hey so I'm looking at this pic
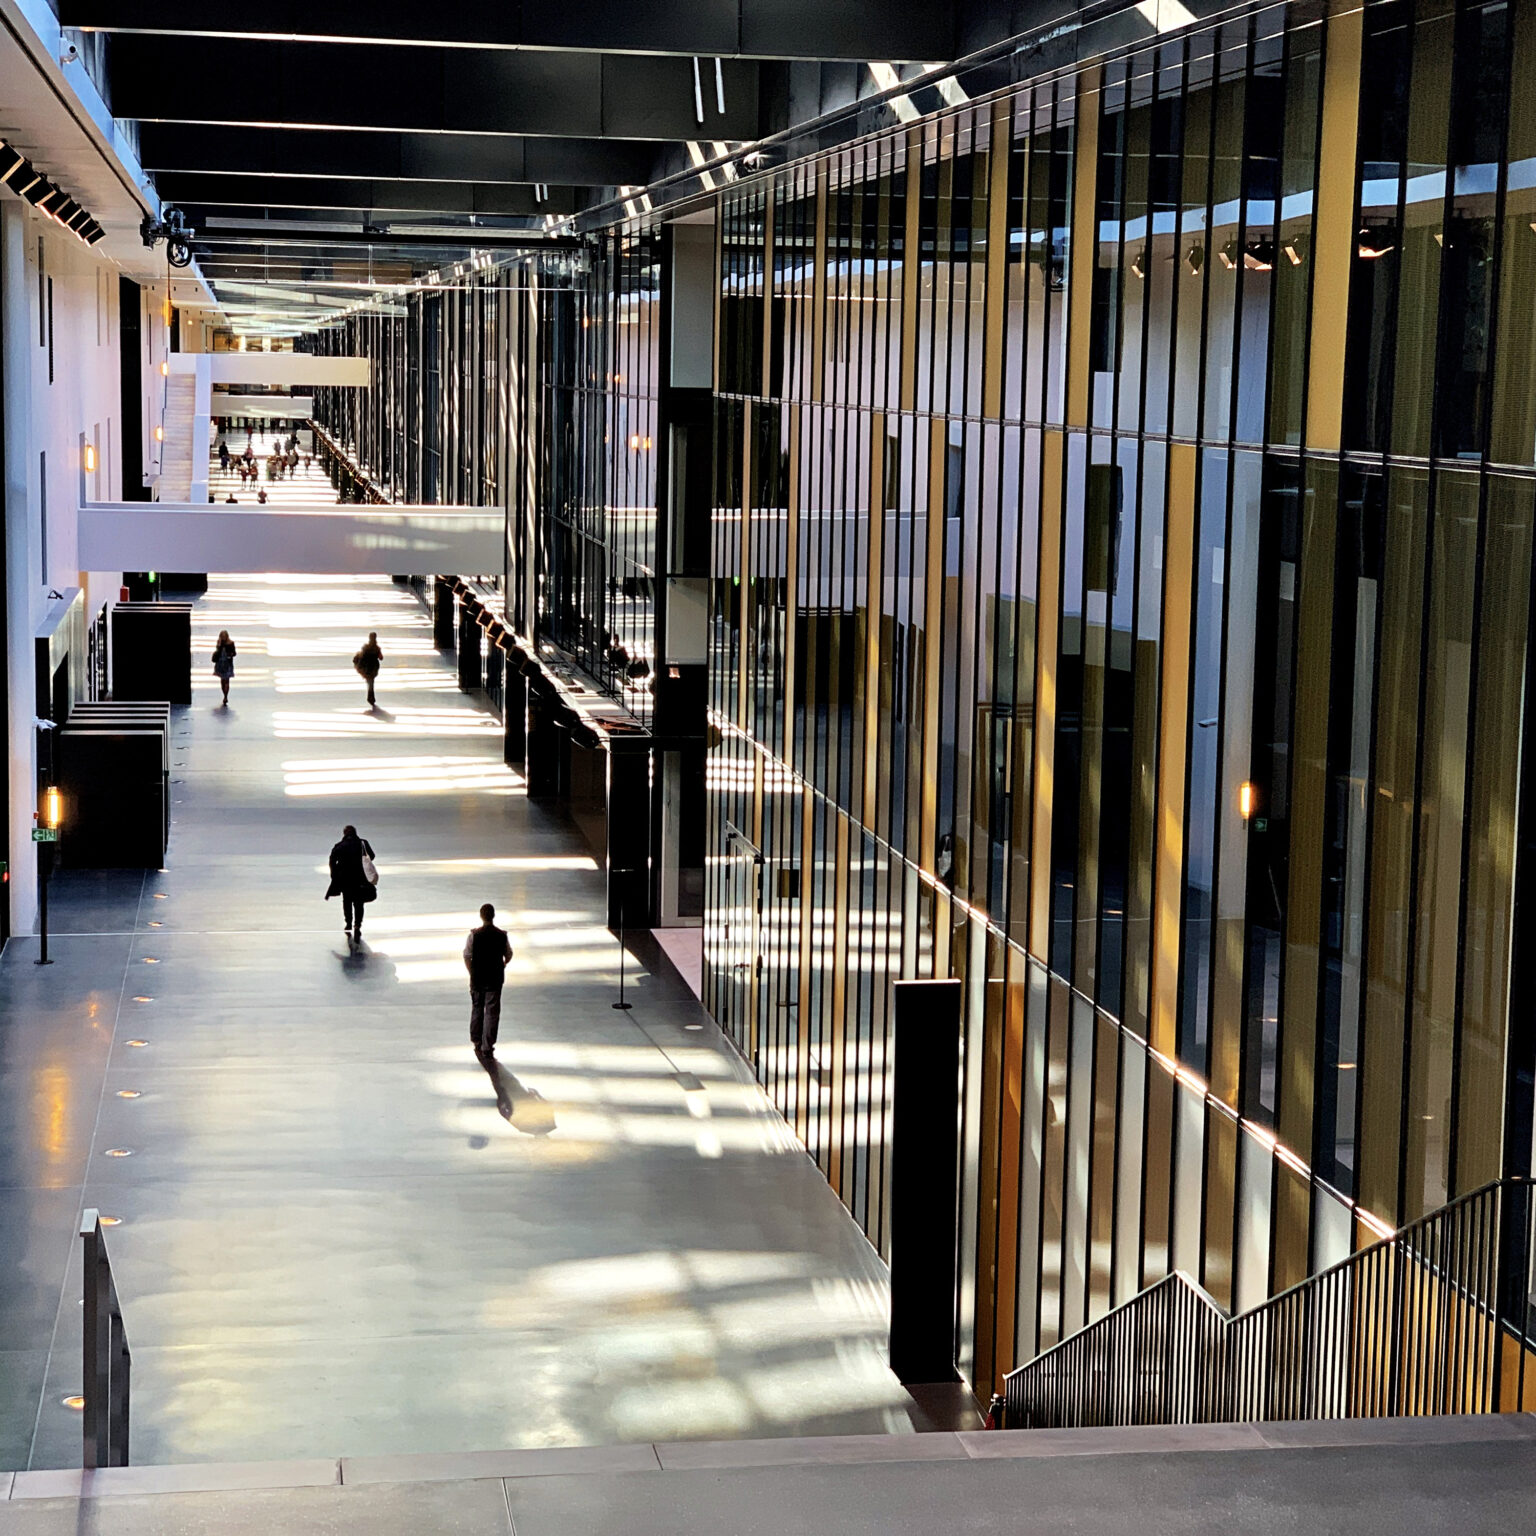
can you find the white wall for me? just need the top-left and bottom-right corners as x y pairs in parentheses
(2, 199), (161, 933)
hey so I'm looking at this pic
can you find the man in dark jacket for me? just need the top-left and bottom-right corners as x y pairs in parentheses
(326, 824), (377, 939)
(355, 632), (383, 706)
(463, 903), (513, 1055)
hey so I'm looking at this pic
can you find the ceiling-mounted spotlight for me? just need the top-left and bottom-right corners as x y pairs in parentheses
(1218, 240), (1238, 271)
(0, 143), (26, 184)
(1185, 243), (1204, 274)
(1129, 249), (1146, 280)
(84, 225), (106, 246)
(55, 198), (81, 227)
(22, 177), (54, 207)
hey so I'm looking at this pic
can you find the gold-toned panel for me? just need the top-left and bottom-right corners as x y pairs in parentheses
(796, 780), (815, 1141)
(982, 97), (1013, 420)
(1272, 1159), (1311, 1294)
(761, 183), (776, 401)
(1279, 463), (1338, 1156)
(994, 946), (1028, 1379)
(900, 129), (922, 414)
(1029, 430), (1065, 959)
(1151, 443), (1196, 1058)
(1304, 6), (1362, 451)
(812, 163), (829, 405)
(863, 415), (887, 827)
(782, 407), (802, 762)
(920, 416), (948, 876)
(1066, 67), (1102, 428)
(737, 398), (754, 730)
(829, 811), (851, 1190)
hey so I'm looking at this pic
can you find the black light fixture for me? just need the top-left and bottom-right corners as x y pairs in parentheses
(21, 175), (53, 206)
(0, 142), (26, 184)
(67, 208), (92, 234)
(54, 198), (81, 227)
(36, 185), (65, 216)
(1129, 249), (1146, 280)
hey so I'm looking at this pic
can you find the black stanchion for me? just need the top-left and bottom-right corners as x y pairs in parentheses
(612, 867), (634, 1011)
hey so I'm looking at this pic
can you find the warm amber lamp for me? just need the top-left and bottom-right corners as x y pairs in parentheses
(1238, 781), (1257, 821)
(154, 425), (164, 442)
(160, 360), (169, 376)
(83, 443), (96, 472)
(43, 785), (63, 830)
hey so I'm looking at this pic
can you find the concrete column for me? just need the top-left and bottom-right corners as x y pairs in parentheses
(3, 203), (38, 932)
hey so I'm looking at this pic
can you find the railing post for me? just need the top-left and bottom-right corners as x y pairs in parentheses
(80, 1210), (108, 1470)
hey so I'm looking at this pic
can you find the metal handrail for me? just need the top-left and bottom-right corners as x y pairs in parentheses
(80, 1209), (131, 1467)
(1002, 1177), (1535, 1430)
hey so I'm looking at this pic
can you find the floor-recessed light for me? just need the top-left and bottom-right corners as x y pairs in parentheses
(104, 1148), (132, 1158)
(62, 1395), (85, 1411)
(149, 921), (163, 928)
(126, 1039), (147, 1048)
(98, 1216), (122, 1227)
(116, 1090), (142, 1099)
(153, 893), (167, 900)
(142, 957), (159, 964)
(133, 996), (152, 1003)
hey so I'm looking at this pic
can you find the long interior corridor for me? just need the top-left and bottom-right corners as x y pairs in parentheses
(0, 575), (907, 1472)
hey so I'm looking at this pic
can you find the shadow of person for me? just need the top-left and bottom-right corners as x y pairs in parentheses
(368, 705), (396, 723)
(333, 935), (376, 978)
(478, 1054), (557, 1137)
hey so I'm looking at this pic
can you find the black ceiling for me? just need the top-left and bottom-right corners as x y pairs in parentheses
(60, 1), (1049, 328)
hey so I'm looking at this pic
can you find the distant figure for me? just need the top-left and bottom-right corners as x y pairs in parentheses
(211, 629), (237, 705)
(256, 488), (268, 504)
(225, 494), (238, 504)
(326, 824), (377, 939)
(464, 903), (513, 1056)
(218, 439), (230, 471)
(354, 631), (382, 706)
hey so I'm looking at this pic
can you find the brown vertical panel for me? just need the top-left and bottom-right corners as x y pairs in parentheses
(994, 943), (1028, 1377)
(761, 182), (776, 401)
(811, 163), (830, 404)
(1279, 462), (1339, 1157)
(863, 414), (887, 827)
(1088, 1012), (1118, 1321)
(920, 416), (947, 876)
(973, 931), (1008, 1387)
(1029, 429), (1065, 959)
(736, 398), (754, 730)
(1456, 478), (1534, 1192)
(1358, 467), (1429, 1224)
(713, 205), (724, 395)
(1152, 443), (1196, 1058)
(1142, 1052), (1175, 1285)
(982, 97), (1013, 420)
(1203, 1109), (1237, 1311)
(1038, 976), (1071, 1350)
(829, 810), (851, 1192)
(796, 780), (815, 1141)
(1066, 66), (1102, 428)
(1303, 4), (1362, 453)
(1272, 1158), (1312, 1294)
(900, 129), (923, 414)
(782, 406), (802, 763)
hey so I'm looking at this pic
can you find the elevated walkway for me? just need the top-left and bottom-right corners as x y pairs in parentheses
(3, 1415), (1533, 1534)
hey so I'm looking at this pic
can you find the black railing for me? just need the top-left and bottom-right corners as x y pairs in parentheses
(1003, 1178), (1535, 1430)
(80, 1209), (131, 1467)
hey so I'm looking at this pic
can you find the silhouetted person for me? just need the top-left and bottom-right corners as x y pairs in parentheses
(464, 903), (513, 1056)
(211, 629), (236, 705)
(326, 824), (377, 940)
(354, 631), (382, 706)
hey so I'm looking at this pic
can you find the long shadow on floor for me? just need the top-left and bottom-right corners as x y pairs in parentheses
(477, 1053), (557, 1137)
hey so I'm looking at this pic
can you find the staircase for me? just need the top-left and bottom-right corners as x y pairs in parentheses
(154, 374), (197, 501)
(1001, 1177), (1536, 1430)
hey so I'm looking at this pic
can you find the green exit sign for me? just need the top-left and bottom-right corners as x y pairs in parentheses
(31, 828), (58, 843)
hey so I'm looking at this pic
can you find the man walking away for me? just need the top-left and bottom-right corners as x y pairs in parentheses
(464, 903), (513, 1056)
(355, 631), (383, 707)
(326, 824), (378, 940)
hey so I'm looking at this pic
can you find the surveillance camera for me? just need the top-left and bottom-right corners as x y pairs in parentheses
(33, 717), (57, 731)
(60, 44), (78, 65)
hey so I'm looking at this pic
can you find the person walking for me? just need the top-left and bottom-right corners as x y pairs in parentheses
(354, 631), (383, 706)
(326, 824), (377, 939)
(464, 903), (513, 1055)
(211, 629), (237, 705)
(218, 438), (230, 472)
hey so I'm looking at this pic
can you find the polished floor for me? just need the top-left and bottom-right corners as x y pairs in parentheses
(1, 1415), (1533, 1533)
(0, 574), (908, 1470)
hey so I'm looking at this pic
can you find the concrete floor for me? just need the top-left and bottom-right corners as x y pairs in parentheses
(0, 1414), (1533, 1533)
(0, 573), (908, 1471)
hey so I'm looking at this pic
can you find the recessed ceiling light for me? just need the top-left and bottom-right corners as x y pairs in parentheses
(104, 1148), (133, 1158)
(116, 1090), (142, 1099)
(126, 1039), (148, 1048)
(133, 996), (152, 1003)
(142, 957), (159, 964)
(98, 1216), (122, 1227)
(62, 1395), (85, 1411)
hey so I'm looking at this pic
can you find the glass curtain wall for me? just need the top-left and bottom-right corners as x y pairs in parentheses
(306, 242), (663, 717)
(703, 0), (1536, 1392)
